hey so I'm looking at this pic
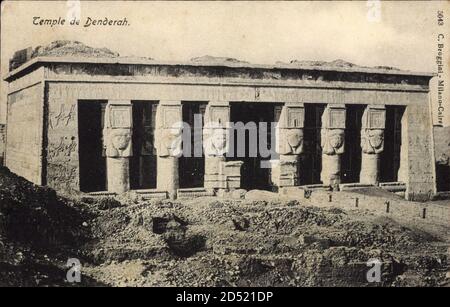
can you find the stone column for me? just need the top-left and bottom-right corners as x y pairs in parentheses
(103, 100), (133, 194)
(360, 105), (385, 185)
(320, 104), (346, 187)
(203, 102), (230, 190)
(155, 101), (183, 199)
(273, 103), (305, 188)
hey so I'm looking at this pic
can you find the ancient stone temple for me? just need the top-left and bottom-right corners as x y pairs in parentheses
(3, 42), (437, 200)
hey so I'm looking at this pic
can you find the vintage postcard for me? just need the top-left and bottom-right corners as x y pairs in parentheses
(0, 0), (449, 292)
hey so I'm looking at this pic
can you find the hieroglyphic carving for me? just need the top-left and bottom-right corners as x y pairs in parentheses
(49, 104), (76, 129)
(328, 109), (346, 129)
(48, 136), (77, 159)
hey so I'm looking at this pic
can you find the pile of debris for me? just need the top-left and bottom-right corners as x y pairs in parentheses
(81, 195), (449, 287)
(9, 40), (120, 71)
(0, 166), (448, 287)
(0, 167), (95, 286)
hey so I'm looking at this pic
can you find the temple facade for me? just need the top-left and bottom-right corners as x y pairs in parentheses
(3, 51), (437, 201)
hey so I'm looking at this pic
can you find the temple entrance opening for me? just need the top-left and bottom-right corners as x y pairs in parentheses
(78, 100), (108, 192)
(179, 102), (207, 189)
(130, 101), (157, 190)
(341, 104), (365, 183)
(301, 104), (325, 185)
(380, 105), (404, 182)
(229, 102), (278, 191)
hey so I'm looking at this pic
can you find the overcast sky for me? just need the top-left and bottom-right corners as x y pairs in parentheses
(1, 0), (449, 124)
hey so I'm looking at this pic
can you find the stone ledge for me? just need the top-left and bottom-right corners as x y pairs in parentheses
(435, 191), (450, 199)
(135, 189), (168, 200)
(299, 184), (332, 191)
(177, 187), (215, 199)
(339, 183), (375, 191)
(88, 191), (117, 197)
(379, 182), (407, 192)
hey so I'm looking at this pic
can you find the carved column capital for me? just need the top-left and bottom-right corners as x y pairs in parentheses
(203, 103), (230, 157)
(276, 103), (305, 155)
(361, 128), (384, 154)
(155, 102), (183, 158)
(360, 105), (386, 155)
(320, 104), (346, 156)
(103, 101), (133, 158)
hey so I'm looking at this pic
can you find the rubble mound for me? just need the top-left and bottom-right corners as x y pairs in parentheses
(0, 167), (97, 286)
(10, 40), (403, 73)
(32, 40), (120, 58)
(0, 167), (89, 248)
(190, 55), (249, 65)
(277, 59), (400, 71)
(0, 167), (448, 287)
(81, 197), (449, 286)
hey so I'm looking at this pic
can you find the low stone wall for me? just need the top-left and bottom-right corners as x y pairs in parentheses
(280, 187), (450, 228)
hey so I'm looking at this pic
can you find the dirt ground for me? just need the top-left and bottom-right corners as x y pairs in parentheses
(0, 167), (449, 287)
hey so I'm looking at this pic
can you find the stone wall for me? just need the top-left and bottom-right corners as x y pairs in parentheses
(45, 83), (80, 191)
(280, 188), (450, 227)
(402, 101), (437, 201)
(5, 83), (44, 184)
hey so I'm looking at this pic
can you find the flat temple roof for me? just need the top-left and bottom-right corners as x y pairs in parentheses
(4, 55), (435, 82)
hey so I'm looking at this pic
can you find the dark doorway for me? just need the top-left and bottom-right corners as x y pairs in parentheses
(229, 102), (276, 191)
(341, 105), (365, 183)
(130, 101), (157, 190)
(436, 164), (450, 191)
(78, 100), (107, 192)
(380, 106), (404, 182)
(179, 102), (207, 188)
(301, 104), (325, 185)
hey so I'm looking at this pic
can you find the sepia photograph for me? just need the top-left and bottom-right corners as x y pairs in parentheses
(0, 0), (449, 293)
